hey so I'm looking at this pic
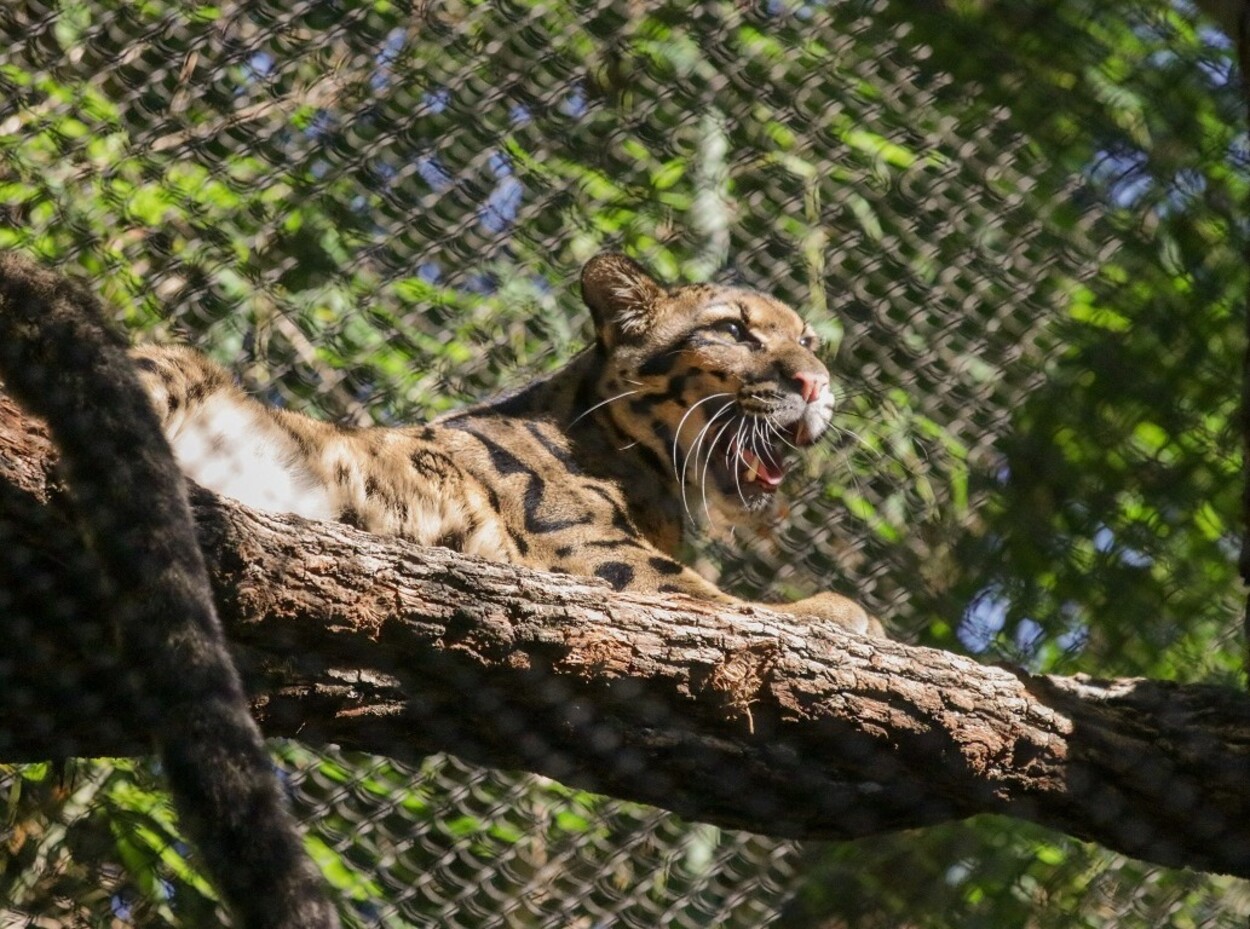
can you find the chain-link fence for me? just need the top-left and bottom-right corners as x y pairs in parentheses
(1, 0), (1248, 926)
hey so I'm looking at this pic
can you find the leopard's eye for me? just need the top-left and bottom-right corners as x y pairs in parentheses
(712, 319), (747, 341)
(799, 334), (817, 350)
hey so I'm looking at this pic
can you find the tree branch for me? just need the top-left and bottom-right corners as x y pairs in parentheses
(1, 393), (1248, 877)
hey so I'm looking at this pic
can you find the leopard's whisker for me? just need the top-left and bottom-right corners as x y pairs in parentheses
(569, 388), (642, 428)
(700, 416), (737, 524)
(670, 392), (733, 487)
(732, 417), (749, 507)
(681, 402), (733, 522)
(680, 414), (714, 520)
(750, 417), (775, 470)
(823, 421), (881, 459)
(768, 419), (798, 453)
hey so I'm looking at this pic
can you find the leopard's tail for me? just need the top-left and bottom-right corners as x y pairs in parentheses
(0, 253), (338, 929)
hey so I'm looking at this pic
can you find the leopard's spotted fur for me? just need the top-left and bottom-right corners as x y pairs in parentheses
(135, 254), (879, 635)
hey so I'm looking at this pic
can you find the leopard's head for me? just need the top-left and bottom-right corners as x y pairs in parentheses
(581, 252), (835, 518)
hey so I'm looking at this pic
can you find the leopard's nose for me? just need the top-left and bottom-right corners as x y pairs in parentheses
(792, 370), (829, 404)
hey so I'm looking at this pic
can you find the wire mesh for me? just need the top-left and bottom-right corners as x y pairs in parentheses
(1, 0), (1248, 926)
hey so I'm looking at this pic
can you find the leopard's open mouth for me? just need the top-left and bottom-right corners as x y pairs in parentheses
(712, 418), (813, 498)
(741, 447), (784, 490)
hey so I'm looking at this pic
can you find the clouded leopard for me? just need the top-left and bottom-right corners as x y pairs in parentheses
(135, 253), (880, 636)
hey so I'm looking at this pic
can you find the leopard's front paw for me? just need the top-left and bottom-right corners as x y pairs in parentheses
(781, 592), (886, 637)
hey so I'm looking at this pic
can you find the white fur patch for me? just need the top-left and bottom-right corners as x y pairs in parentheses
(166, 394), (337, 521)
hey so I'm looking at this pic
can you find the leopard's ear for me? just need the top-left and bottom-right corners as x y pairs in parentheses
(580, 252), (665, 348)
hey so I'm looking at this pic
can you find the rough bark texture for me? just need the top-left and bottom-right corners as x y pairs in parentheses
(1, 393), (1249, 877)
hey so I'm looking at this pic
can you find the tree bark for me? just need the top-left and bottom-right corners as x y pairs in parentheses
(1, 393), (1249, 877)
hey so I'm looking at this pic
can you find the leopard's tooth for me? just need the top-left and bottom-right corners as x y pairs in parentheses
(743, 449), (760, 483)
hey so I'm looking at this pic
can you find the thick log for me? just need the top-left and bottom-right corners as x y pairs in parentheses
(1, 393), (1248, 876)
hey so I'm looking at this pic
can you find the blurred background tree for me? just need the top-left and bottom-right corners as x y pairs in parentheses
(1, 0), (1247, 926)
